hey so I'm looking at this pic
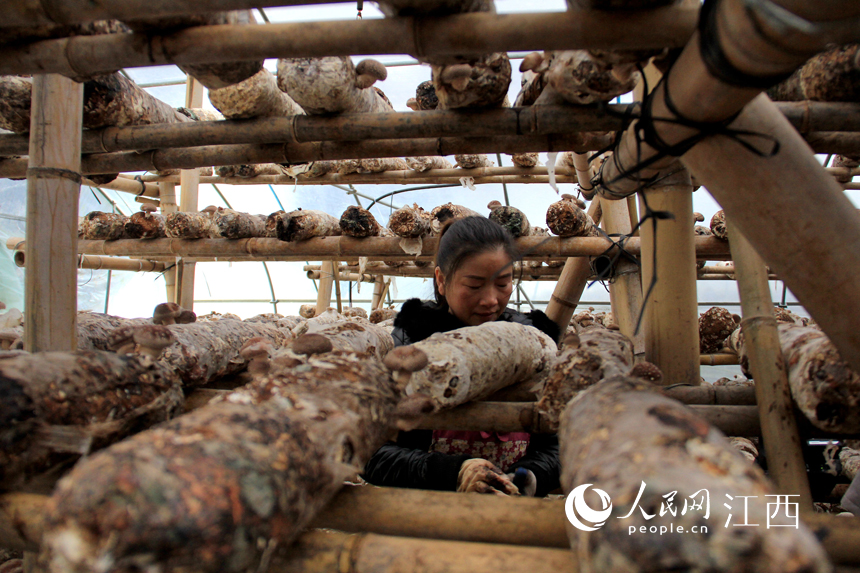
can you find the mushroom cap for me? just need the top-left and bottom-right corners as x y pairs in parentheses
(0, 301), (6, 310)
(406, 97), (420, 111)
(107, 325), (138, 352)
(292, 333), (333, 356)
(519, 52), (544, 73)
(693, 212), (705, 223)
(176, 310), (197, 324)
(133, 325), (176, 351)
(383, 346), (429, 373)
(240, 336), (273, 360)
(140, 203), (157, 213)
(629, 361), (663, 384)
(153, 302), (182, 325)
(561, 193), (575, 201)
(356, 59), (388, 81)
(562, 333), (580, 349)
(0, 328), (20, 345)
(487, 200), (502, 210)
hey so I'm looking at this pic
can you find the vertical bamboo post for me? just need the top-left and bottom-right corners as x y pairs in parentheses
(316, 261), (335, 314)
(371, 275), (385, 310)
(600, 198), (644, 355)
(176, 78), (204, 310)
(638, 169), (700, 385)
(159, 182), (178, 303)
(727, 221), (812, 510)
(24, 74), (83, 352)
(544, 200), (602, 335)
(332, 260), (343, 313)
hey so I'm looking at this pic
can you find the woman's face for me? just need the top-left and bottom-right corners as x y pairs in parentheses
(436, 248), (514, 326)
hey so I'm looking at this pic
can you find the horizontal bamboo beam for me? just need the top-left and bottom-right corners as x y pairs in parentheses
(13, 250), (167, 273)
(700, 353), (740, 365)
(0, 133), (613, 178)
(0, 8), (699, 77)
(1, 102), (856, 159)
(0, 0), (333, 28)
(5, 486), (860, 565)
(6, 235), (732, 261)
(82, 176), (159, 197)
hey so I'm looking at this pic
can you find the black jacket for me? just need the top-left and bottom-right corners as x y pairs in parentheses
(362, 298), (561, 496)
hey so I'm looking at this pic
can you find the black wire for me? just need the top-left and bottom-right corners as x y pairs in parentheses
(366, 184), (461, 209)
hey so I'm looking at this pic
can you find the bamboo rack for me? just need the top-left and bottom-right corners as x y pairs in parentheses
(0, 9), (700, 77)
(13, 251), (167, 273)
(1, 102), (856, 159)
(4, 235), (734, 261)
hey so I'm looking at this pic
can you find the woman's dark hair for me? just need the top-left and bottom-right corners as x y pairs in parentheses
(433, 216), (518, 306)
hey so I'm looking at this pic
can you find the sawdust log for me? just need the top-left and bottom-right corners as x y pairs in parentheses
(277, 210), (341, 242)
(0, 350), (183, 490)
(776, 324), (860, 433)
(297, 320), (394, 360)
(515, 68), (549, 107)
(488, 204), (531, 237)
(75, 313), (151, 351)
(0, 77), (33, 134)
(406, 156), (452, 172)
(430, 203), (482, 232)
(699, 306), (738, 354)
(546, 194), (597, 237)
(143, 320), (291, 387)
(277, 57), (391, 115)
(164, 211), (213, 239)
(209, 68), (303, 119)
(560, 376), (830, 572)
(400, 322), (556, 411)
(370, 308), (398, 324)
(299, 305), (317, 319)
(177, 107), (224, 122)
(216, 163), (285, 178)
(358, 157), (410, 173)
(841, 448), (860, 481)
(212, 209), (265, 239)
(432, 53), (512, 110)
(510, 152), (539, 168)
(455, 154), (493, 169)
(710, 209), (728, 240)
(799, 44), (860, 103)
(304, 160), (344, 178)
(536, 326), (634, 428)
(41, 346), (403, 573)
(79, 212), (128, 241)
(340, 307), (368, 319)
(124, 209), (166, 239)
(291, 309), (343, 338)
(767, 68), (805, 102)
(388, 204), (432, 238)
(340, 206), (382, 238)
(125, 10), (262, 90)
(540, 50), (640, 105)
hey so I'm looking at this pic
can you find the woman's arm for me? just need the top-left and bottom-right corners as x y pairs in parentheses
(507, 434), (561, 497)
(362, 430), (471, 491)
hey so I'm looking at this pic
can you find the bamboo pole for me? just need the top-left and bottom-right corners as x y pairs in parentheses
(316, 261), (336, 315)
(0, 132), (613, 179)
(146, 173), (577, 187)
(308, 270), (376, 284)
(13, 251), (167, 273)
(727, 220), (813, 510)
(0, 9), (700, 78)
(6, 235), (732, 261)
(24, 74), (83, 353)
(638, 169), (701, 385)
(332, 261), (343, 313)
(544, 200), (602, 333)
(370, 276), (386, 310)
(159, 182), (179, 303)
(176, 79), (203, 312)
(700, 353), (740, 365)
(4, 488), (859, 566)
(82, 175), (159, 197)
(600, 197), (644, 355)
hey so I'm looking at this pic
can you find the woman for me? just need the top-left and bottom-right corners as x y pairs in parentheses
(362, 216), (561, 496)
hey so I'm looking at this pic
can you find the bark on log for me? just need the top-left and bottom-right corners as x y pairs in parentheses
(127, 320), (292, 388)
(124, 10), (262, 90)
(699, 306), (738, 354)
(0, 77), (32, 134)
(0, 350), (183, 490)
(124, 209), (166, 239)
(340, 206), (382, 238)
(358, 157), (410, 173)
(76, 312), (151, 351)
(164, 211), (213, 239)
(277, 57), (391, 115)
(430, 203), (482, 232)
(455, 154), (493, 169)
(299, 304), (317, 319)
(277, 210), (342, 242)
(400, 322), (557, 411)
(388, 204), (433, 238)
(291, 308), (343, 337)
(212, 209), (265, 239)
(432, 53), (512, 110)
(406, 156), (452, 172)
(215, 163), (286, 178)
(510, 152), (539, 168)
(768, 68), (805, 102)
(800, 44), (860, 103)
(370, 308), (398, 324)
(41, 348), (401, 573)
(209, 68), (303, 119)
(488, 204), (531, 237)
(541, 50), (640, 105)
(546, 194), (597, 237)
(535, 326), (634, 428)
(559, 376), (830, 573)
(79, 212), (128, 241)
(515, 69), (549, 107)
(293, 320), (394, 360)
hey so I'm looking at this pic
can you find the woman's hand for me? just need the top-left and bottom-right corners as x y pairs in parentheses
(456, 459), (519, 495)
